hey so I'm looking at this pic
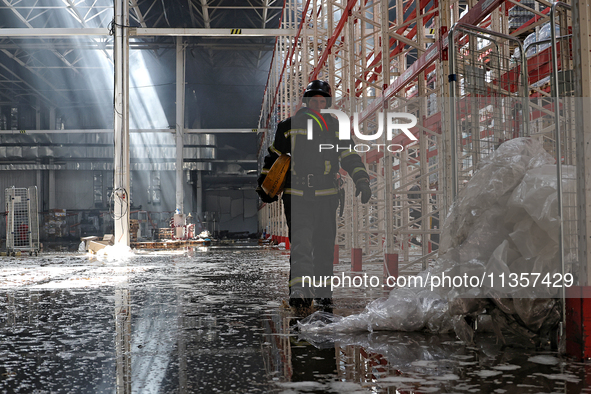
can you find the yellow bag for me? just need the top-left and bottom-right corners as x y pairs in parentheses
(261, 154), (291, 198)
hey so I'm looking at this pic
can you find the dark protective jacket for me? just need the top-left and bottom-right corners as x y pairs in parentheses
(258, 107), (369, 198)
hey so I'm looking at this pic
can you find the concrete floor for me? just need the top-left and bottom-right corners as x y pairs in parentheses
(0, 246), (589, 393)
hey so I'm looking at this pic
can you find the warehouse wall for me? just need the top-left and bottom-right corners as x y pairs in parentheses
(0, 169), (256, 239)
(205, 190), (258, 234)
(55, 171), (95, 210)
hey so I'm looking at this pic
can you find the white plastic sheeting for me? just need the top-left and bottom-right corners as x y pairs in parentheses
(299, 138), (568, 345)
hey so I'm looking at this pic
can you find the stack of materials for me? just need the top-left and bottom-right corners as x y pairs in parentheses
(130, 219), (139, 242)
(299, 138), (571, 346)
(43, 209), (67, 239)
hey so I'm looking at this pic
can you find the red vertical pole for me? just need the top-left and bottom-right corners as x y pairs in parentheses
(383, 253), (398, 289)
(351, 248), (362, 271)
(566, 286), (591, 359)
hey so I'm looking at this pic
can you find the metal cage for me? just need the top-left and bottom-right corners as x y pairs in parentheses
(448, 23), (530, 200)
(5, 186), (39, 256)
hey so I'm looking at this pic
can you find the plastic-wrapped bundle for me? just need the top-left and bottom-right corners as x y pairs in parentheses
(439, 138), (553, 255)
(509, 217), (553, 259)
(507, 164), (575, 243)
(524, 32), (538, 57)
(298, 288), (451, 334)
(514, 23), (561, 60)
(484, 240), (517, 295)
(513, 295), (560, 332)
(537, 23), (561, 53)
(421, 289), (454, 332)
(298, 138), (563, 345)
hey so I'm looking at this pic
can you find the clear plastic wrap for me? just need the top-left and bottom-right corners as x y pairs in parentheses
(509, 217), (553, 259)
(487, 290), (516, 315)
(298, 288), (452, 334)
(439, 138), (553, 255)
(485, 241), (517, 289)
(537, 23), (561, 53)
(508, 165), (560, 241)
(447, 289), (488, 315)
(512, 294), (559, 333)
(452, 315), (474, 345)
(524, 32), (537, 57)
(421, 290), (454, 333)
(489, 308), (538, 346)
(298, 139), (562, 345)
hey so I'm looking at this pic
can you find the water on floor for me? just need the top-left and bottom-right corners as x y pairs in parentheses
(0, 246), (590, 393)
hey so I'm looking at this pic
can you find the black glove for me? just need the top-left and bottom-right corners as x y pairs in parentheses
(355, 178), (372, 203)
(256, 186), (278, 203)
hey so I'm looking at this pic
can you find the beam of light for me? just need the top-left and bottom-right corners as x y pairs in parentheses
(129, 46), (169, 130)
(23, 5), (169, 133)
(21, 4), (173, 226)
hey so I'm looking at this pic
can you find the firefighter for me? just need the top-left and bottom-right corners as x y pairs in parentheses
(257, 80), (372, 308)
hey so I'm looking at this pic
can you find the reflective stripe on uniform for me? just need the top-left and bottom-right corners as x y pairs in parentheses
(284, 188), (336, 196)
(261, 168), (269, 174)
(289, 277), (304, 287)
(269, 144), (282, 155)
(284, 128), (307, 137)
(315, 188), (338, 196)
(352, 167), (366, 176)
(284, 188), (304, 196)
(340, 150), (355, 159)
(324, 160), (331, 175)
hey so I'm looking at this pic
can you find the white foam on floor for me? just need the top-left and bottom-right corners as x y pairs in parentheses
(493, 364), (521, 371)
(96, 243), (134, 261)
(276, 381), (324, 390)
(533, 373), (581, 383)
(527, 355), (560, 365)
(434, 373), (460, 380)
(379, 376), (424, 383)
(476, 370), (503, 378)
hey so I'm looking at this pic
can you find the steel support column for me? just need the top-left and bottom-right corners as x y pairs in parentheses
(196, 170), (203, 222)
(48, 107), (56, 210)
(573, 0), (591, 285)
(382, 0), (397, 274)
(176, 38), (186, 214)
(565, 0), (591, 360)
(113, 0), (130, 246)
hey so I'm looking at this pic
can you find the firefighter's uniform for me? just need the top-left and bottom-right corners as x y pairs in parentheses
(258, 106), (370, 300)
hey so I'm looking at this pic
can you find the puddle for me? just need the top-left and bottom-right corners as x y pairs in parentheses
(0, 247), (590, 393)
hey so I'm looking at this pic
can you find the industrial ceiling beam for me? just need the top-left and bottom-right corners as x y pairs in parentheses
(133, 27), (293, 36)
(0, 27), (295, 37)
(188, 0), (198, 26)
(62, 0), (88, 26)
(129, 0), (149, 28)
(0, 128), (266, 134)
(0, 49), (73, 104)
(1, 1), (83, 74)
(0, 58), (57, 106)
(200, 0), (212, 28)
(206, 5), (284, 9)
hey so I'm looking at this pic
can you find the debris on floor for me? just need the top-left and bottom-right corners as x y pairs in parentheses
(299, 138), (570, 347)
